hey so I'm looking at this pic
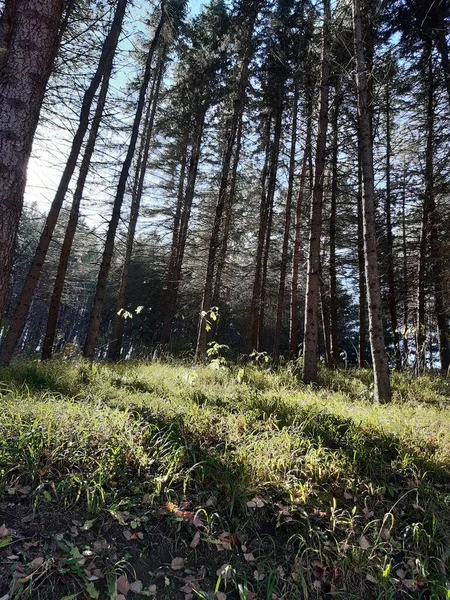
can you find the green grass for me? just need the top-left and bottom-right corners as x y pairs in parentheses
(0, 359), (450, 599)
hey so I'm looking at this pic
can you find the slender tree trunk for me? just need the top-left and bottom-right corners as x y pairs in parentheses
(212, 116), (244, 309)
(353, 0), (391, 402)
(42, 59), (116, 360)
(195, 1), (260, 360)
(83, 5), (165, 360)
(248, 120), (272, 351)
(302, 0), (331, 385)
(108, 50), (165, 361)
(401, 170), (408, 363)
(436, 30), (450, 110)
(319, 258), (332, 367)
(1, 0), (128, 365)
(0, 0), (64, 328)
(416, 48), (434, 374)
(329, 89), (340, 367)
(385, 83), (401, 369)
(257, 106), (283, 349)
(289, 106), (312, 356)
(357, 146), (366, 367)
(274, 80), (298, 359)
(160, 139), (188, 345)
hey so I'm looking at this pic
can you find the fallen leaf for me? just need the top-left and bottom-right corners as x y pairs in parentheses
(130, 580), (143, 593)
(246, 496), (265, 508)
(380, 528), (391, 541)
(116, 596), (126, 600)
(148, 584), (157, 594)
(217, 593), (227, 600)
(358, 535), (371, 550)
(366, 573), (377, 584)
(171, 556), (185, 571)
(244, 553), (256, 562)
(402, 579), (416, 590)
(30, 557), (44, 567)
(190, 531), (201, 548)
(344, 492), (353, 500)
(123, 529), (133, 541)
(117, 575), (130, 595)
(396, 568), (406, 580)
(0, 524), (9, 537)
(254, 570), (265, 581)
(216, 564), (232, 580)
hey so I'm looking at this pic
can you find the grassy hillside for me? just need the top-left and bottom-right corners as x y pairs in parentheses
(0, 360), (449, 599)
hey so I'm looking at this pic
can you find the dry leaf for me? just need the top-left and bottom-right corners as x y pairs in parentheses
(344, 492), (353, 500)
(0, 524), (9, 538)
(148, 584), (157, 594)
(123, 529), (133, 541)
(130, 580), (143, 593)
(217, 593), (227, 600)
(190, 531), (201, 548)
(216, 564), (232, 580)
(358, 535), (371, 550)
(247, 496), (265, 508)
(396, 568), (406, 580)
(244, 553), (256, 563)
(117, 575), (130, 595)
(247, 593), (256, 600)
(30, 557), (44, 568)
(116, 596), (126, 600)
(366, 573), (377, 584)
(254, 570), (265, 581)
(380, 528), (391, 541)
(402, 579), (416, 590)
(171, 557), (185, 571)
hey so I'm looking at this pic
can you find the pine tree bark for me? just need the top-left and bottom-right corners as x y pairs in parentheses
(196, 1), (260, 360)
(1, 0), (128, 365)
(289, 105), (312, 356)
(302, 0), (331, 384)
(83, 5), (165, 360)
(385, 83), (401, 369)
(108, 50), (165, 361)
(401, 169), (408, 362)
(0, 0), (64, 329)
(274, 80), (298, 359)
(353, 0), (391, 402)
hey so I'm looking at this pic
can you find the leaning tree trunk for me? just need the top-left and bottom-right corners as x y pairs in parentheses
(108, 49), (165, 361)
(289, 104), (312, 357)
(0, 0), (64, 329)
(83, 5), (165, 360)
(302, 0), (331, 385)
(42, 47), (117, 360)
(274, 80), (299, 360)
(1, 0), (128, 366)
(353, 0), (391, 402)
(385, 83), (401, 370)
(195, 0), (260, 361)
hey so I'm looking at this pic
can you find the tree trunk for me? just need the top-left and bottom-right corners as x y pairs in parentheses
(357, 147), (366, 367)
(196, 1), (260, 360)
(160, 138), (188, 346)
(42, 42), (118, 360)
(289, 105), (312, 357)
(108, 49), (165, 361)
(1, 0), (128, 365)
(353, 0), (391, 402)
(248, 120), (272, 352)
(83, 5), (165, 360)
(0, 0), (64, 328)
(302, 0), (331, 385)
(436, 30), (450, 110)
(401, 169), (408, 363)
(274, 80), (298, 359)
(385, 83), (401, 369)
(329, 88), (340, 367)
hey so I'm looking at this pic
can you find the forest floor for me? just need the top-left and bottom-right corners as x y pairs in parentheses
(0, 360), (449, 600)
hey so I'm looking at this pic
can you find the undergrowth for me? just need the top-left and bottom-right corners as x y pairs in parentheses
(0, 359), (449, 599)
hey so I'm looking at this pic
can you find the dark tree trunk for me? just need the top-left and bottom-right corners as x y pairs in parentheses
(329, 88), (340, 367)
(385, 83), (401, 369)
(42, 3), (127, 360)
(353, 0), (391, 402)
(289, 106), (312, 357)
(108, 49), (165, 361)
(357, 145), (366, 368)
(0, 0), (64, 329)
(401, 170), (408, 362)
(273, 80), (298, 359)
(83, 5), (165, 360)
(196, 4), (260, 360)
(302, 0), (331, 385)
(1, 0), (128, 365)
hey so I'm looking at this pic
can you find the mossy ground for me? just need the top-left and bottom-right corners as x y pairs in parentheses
(0, 360), (449, 599)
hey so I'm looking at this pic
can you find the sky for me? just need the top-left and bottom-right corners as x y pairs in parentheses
(24, 0), (207, 221)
